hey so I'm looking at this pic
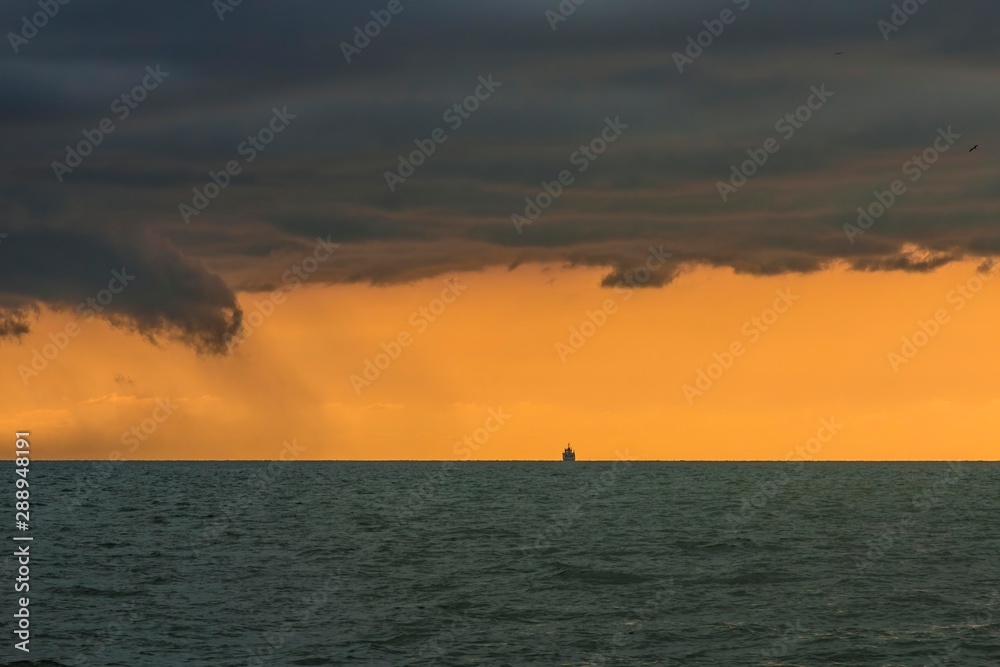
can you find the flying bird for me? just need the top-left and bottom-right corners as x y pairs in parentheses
(969, 145), (979, 152)
(834, 52), (845, 56)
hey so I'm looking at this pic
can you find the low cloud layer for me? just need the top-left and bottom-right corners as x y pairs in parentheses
(0, 229), (240, 352)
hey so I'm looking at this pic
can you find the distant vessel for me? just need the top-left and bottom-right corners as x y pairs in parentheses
(562, 444), (575, 462)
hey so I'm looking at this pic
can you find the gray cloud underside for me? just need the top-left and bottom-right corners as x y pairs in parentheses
(0, 229), (240, 353)
(1, 1), (998, 349)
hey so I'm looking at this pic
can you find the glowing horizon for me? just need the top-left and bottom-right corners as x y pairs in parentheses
(5, 261), (999, 461)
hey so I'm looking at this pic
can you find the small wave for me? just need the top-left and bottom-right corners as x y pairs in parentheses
(722, 571), (801, 585)
(553, 564), (653, 585)
(63, 584), (139, 598)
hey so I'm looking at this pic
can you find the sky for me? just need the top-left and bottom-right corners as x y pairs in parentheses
(1, 0), (998, 459)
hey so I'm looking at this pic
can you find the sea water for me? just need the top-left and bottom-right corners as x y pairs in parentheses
(11, 461), (1000, 665)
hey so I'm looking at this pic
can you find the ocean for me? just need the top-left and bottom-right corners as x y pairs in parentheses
(10, 461), (1000, 666)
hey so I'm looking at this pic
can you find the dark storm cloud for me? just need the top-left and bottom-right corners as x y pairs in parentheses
(0, 228), (241, 353)
(1, 0), (999, 350)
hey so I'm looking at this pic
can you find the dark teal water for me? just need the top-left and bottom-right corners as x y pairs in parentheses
(8, 462), (1000, 665)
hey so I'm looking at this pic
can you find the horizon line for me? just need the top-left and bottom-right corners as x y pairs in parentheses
(16, 459), (999, 463)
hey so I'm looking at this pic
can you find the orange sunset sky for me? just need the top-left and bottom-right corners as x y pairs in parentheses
(4, 261), (999, 460)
